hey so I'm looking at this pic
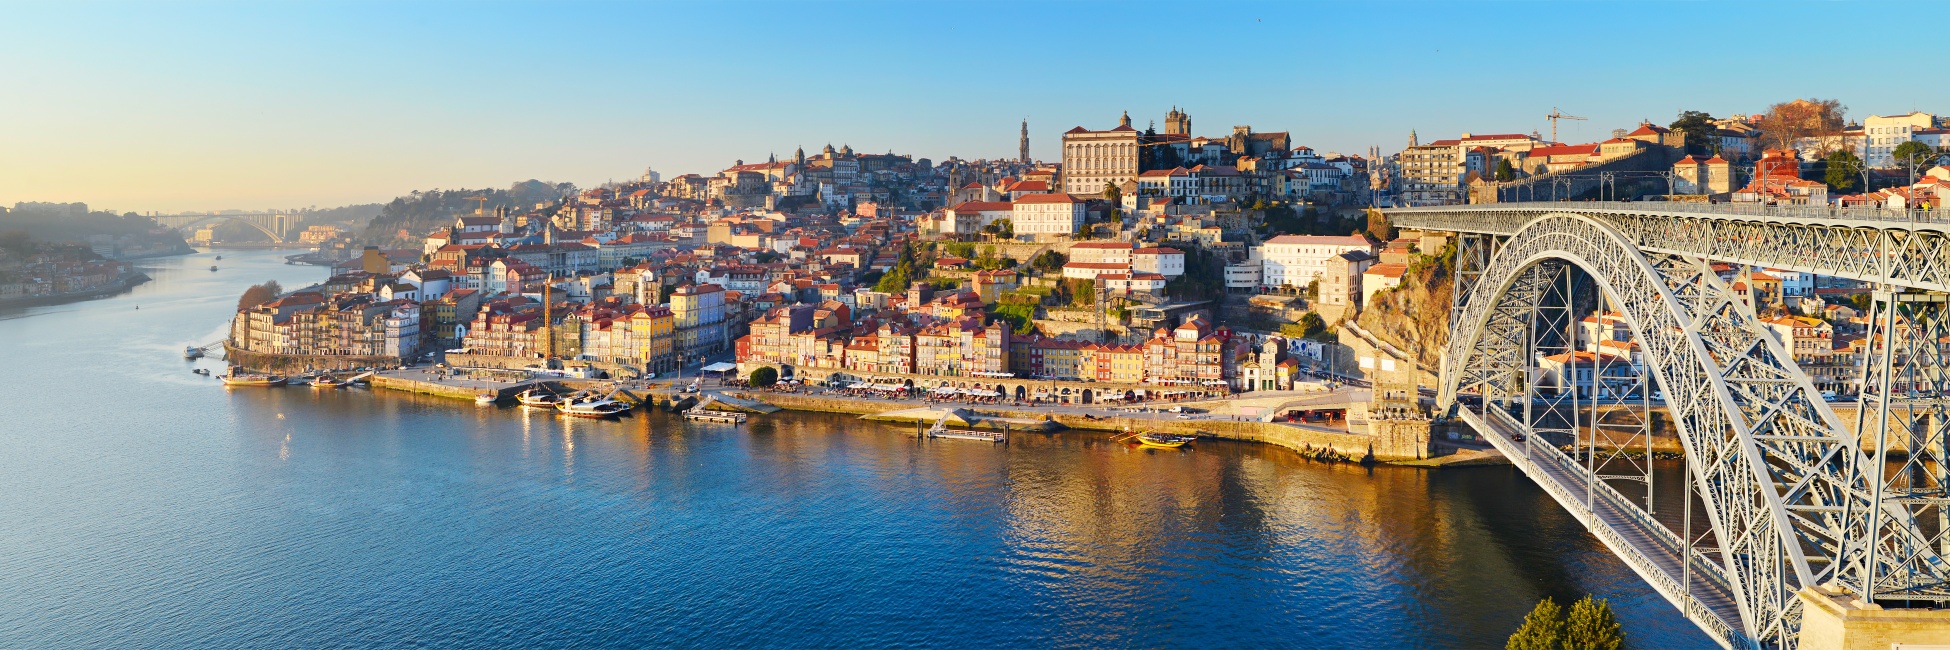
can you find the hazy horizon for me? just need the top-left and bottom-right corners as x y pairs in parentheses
(5, 0), (1941, 213)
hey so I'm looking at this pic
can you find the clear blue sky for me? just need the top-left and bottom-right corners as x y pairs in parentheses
(2, 1), (1939, 212)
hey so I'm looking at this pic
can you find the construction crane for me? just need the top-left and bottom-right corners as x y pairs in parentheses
(1545, 107), (1586, 142)
(468, 196), (489, 216)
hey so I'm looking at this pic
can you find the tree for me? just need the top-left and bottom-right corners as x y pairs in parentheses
(1494, 158), (1517, 182)
(1365, 208), (1394, 242)
(1824, 149), (1864, 192)
(1893, 141), (1938, 174)
(1760, 98), (1846, 152)
(1669, 110), (1717, 155)
(1505, 597), (1565, 650)
(1102, 182), (1122, 206)
(1296, 312), (1325, 338)
(748, 366), (778, 387)
(1562, 596), (1624, 650)
(0, 230), (33, 256)
(236, 280), (283, 312)
(1032, 250), (1068, 273)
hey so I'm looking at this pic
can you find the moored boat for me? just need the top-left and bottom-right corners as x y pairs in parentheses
(556, 395), (630, 418)
(1135, 431), (1194, 449)
(516, 389), (560, 408)
(209, 265), (218, 272)
(312, 376), (345, 389)
(220, 372), (286, 387)
(183, 346), (204, 360)
(475, 393), (498, 406)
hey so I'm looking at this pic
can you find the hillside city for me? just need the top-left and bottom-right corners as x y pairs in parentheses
(150, 102), (1950, 405)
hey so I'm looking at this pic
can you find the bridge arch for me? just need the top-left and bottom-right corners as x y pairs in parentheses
(1443, 212), (1941, 647)
(176, 215), (289, 243)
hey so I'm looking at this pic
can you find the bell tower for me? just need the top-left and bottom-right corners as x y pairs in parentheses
(1019, 118), (1030, 164)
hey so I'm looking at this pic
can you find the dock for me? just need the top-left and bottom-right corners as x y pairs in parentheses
(929, 429), (1006, 443)
(684, 409), (748, 423)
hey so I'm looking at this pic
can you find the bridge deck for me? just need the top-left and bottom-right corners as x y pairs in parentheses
(1463, 407), (1749, 648)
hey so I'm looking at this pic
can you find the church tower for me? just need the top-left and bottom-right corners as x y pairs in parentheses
(1408, 130), (1419, 148)
(1118, 110), (1132, 129)
(794, 146), (805, 168)
(1019, 118), (1030, 164)
(1164, 106), (1191, 136)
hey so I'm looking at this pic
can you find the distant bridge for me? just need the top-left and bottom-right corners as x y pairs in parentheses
(151, 212), (296, 243)
(1388, 201), (1950, 649)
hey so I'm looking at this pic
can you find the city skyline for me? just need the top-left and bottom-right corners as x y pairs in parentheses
(4, 0), (1940, 212)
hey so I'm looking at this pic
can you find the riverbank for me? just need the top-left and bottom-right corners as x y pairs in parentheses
(0, 272), (150, 308)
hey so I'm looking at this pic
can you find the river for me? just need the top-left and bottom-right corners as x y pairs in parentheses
(0, 249), (1714, 648)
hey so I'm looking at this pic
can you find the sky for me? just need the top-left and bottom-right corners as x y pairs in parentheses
(2, 1), (1943, 214)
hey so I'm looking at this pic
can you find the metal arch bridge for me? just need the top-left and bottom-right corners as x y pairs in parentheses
(151, 212), (296, 243)
(1385, 201), (1950, 649)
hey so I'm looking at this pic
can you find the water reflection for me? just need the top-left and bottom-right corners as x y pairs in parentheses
(0, 250), (1714, 649)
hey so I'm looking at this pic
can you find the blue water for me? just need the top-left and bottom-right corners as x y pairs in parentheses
(0, 249), (1713, 648)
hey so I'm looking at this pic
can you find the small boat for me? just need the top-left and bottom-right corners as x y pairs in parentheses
(516, 389), (560, 408)
(214, 255), (222, 260)
(209, 265), (218, 272)
(312, 376), (345, 389)
(556, 395), (631, 418)
(192, 368), (211, 376)
(184, 346), (205, 360)
(220, 372), (286, 387)
(1135, 432), (1194, 449)
(475, 394), (499, 406)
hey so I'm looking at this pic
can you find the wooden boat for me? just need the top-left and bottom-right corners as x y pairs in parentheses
(311, 376), (345, 389)
(475, 394), (499, 406)
(1135, 431), (1194, 449)
(556, 395), (630, 418)
(516, 389), (561, 408)
(220, 373), (286, 387)
(683, 409), (747, 423)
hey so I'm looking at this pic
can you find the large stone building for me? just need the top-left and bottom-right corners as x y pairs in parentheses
(1061, 112), (1142, 194)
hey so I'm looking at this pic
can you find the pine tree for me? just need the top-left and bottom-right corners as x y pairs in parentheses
(1562, 596), (1624, 650)
(1506, 597), (1564, 650)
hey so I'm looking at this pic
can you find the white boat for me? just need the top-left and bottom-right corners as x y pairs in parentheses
(183, 346), (204, 360)
(556, 395), (630, 418)
(516, 389), (560, 408)
(475, 394), (498, 406)
(312, 376), (345, 389)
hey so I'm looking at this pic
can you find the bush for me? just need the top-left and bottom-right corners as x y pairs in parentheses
(749, 366), (778, 387)
(1505, 596), (1622, 650)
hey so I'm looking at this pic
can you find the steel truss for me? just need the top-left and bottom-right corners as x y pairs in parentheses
(1439, 213), (1950, 649)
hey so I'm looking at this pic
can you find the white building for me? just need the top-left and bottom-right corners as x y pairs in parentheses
(945, 201), (1014, 235)
(1069, 241), (1134, 265)
(1062, 262), (1131, 280)
(1131, 247), (1186, 277)
(1865, 112), (1937, 168)
(1012, 193), (1087, 236)
(1061, 114), (1142, 194)
(1258, 235), (1374, 289)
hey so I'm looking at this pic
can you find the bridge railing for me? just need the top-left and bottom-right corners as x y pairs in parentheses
(1392, 200), (1943, 227)
(1470, 407), (1754, 649)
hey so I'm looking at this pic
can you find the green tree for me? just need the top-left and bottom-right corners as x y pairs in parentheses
(1031, 250), (1068, 273)
(237, 280), (283, 312)
(1494, 158), (1517, 182)
(1506, 597), (1565, 650)
(1562, 596), (1624, 650)
(1893, 141), (1938, 172)
(748, 366), (778, 387)
(1669, 110), (1717, 155)
(1824, 149), (1864, 192)
(1074, 222), (1092, 240)
(1102, 182), (1122, 205)
(1296, 311), (1325, 338)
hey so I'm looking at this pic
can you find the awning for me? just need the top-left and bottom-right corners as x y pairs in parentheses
(701, 362), (737, 372)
